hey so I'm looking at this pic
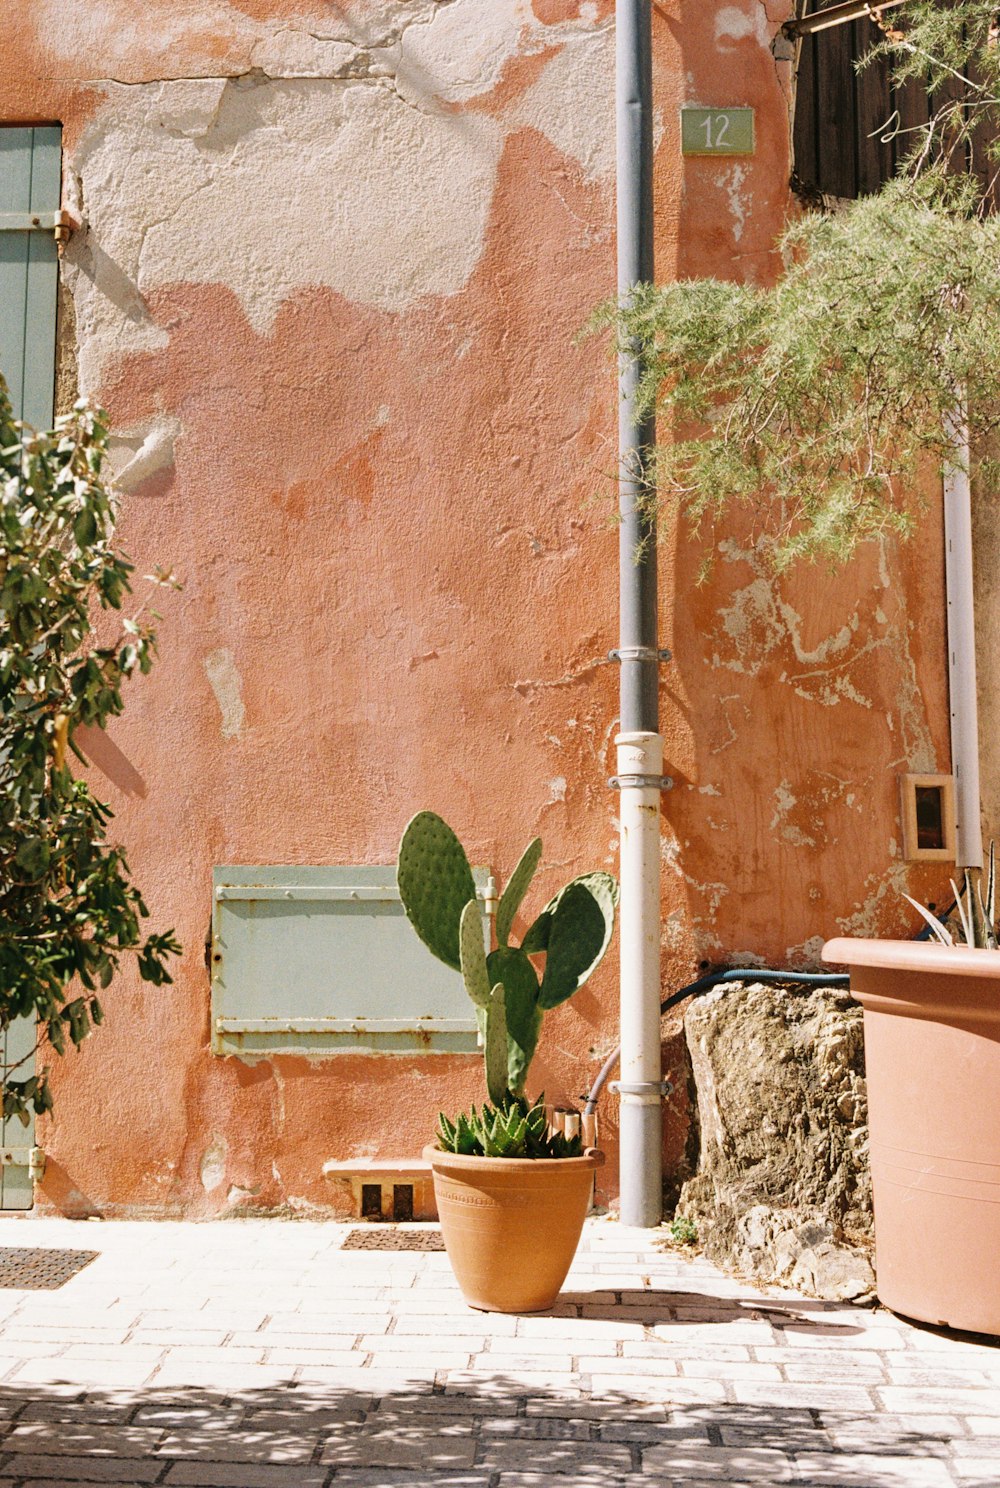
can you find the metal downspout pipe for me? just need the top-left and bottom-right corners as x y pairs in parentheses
(943, 409), (983, 871)
(615, 0), (665, 1229)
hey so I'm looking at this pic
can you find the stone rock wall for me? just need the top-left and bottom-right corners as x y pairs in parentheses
(676, 980), (875, 1302)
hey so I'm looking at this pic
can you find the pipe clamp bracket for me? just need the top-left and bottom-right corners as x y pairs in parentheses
(608, 774), (673, 791)
(610, 1080), (673, 1101)
(608, 646), (672, 664)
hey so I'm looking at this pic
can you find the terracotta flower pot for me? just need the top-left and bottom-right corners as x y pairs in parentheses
(823, 937), (1000, 1335)
(423, 1144), (605, 1313)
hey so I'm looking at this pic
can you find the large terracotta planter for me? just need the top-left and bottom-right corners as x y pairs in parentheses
(423, 1144), (604, 1313)
(823, 937), (1000, 1335)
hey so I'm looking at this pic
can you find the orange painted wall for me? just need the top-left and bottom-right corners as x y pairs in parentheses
(0, 1), (951, 1218)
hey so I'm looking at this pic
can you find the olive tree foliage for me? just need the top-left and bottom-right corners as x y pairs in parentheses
(0, 382), (179, 1125)
(598, 2), (1000, 569)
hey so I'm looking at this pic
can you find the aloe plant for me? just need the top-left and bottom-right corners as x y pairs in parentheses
(397, 811), (617, 1106)
(903, 843), (998, 949)
(436, 1094), (583, 1159)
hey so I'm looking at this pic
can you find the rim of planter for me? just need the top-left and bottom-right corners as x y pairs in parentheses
(824, 937), (1000, 978)
(823, 936), (1000, 1021)
(423, 1145), (605, 1174)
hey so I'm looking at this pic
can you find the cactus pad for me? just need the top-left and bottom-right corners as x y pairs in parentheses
(459, 898), (490, 1008)
(495, 837), (542, 948)
(397, 811), (477, 972)
(483, 982), (509, 1104)
(487, 946), (541, 1094)
(537, 871), (618, 1010)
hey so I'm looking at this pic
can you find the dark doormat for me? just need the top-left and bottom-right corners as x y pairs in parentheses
(342, 1228), (445, 1252)
(0, 1247), (99, 1289)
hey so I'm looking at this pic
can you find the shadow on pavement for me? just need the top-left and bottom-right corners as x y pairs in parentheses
(0, 1373), (961, 1485)
(556, 1289), (867, 1337)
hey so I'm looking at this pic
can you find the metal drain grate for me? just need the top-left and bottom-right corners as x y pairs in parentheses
(0, 1248), (98, 1290)
(342, 1228), (445, 1252)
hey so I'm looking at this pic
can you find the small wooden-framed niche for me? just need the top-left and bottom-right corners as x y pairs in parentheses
(900, 774), (956, 862)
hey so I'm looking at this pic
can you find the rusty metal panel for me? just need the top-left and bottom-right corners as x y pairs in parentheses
(210, 865), (491, 1057)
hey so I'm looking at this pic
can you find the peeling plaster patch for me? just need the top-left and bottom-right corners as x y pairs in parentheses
(661, 828), (730, 921)
(251, 32), (383, 81)
(837, 861), (911, 938)
(547, 776), (567, 803)
(200, 1139), (227, 1192)
(399, 0), (533, 104)
(715, 4), (772, 48)
(713, 541), (936, 769)
(33, 0), (252, 73)
(716, 578), (783, 675)
(108, 415), (182, 493)
(204, 649), (246, 740)
(508, 23), (616, 182)
(771, 771), (852, 849)
(717, 163), (749, 243)
(770, 781), (814, 848)
(67, 75), (503, 379)
(787, 934), (827, 967)
(698, 784), (722, 796)
(34, 0), (445, 80)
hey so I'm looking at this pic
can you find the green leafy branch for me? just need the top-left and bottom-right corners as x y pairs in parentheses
(0, 383), (180, 1124)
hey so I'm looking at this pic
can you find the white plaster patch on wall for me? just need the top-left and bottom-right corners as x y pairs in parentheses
(661, 828), (730, 919)
(204, 649), (246, 741)
(715, 3), (772, 49)
(891, 651), (936, 773)
(32, 0), (249, 75)
(770, 780), (814, 848)
(507, 22), (617, 182)
(32, 0), (441, 81)
(547, 776), (568, 803)
(107, 414), (183, 494)
(66, 75), (504, 379)
(836, 860), (911, 938)
(200, 1138), (227, 1193)
(787, 933), (826, 966)
(776, 597), (856, 667)
(717, 163), (749, 244)
(399, 0), (534, 105)
(716, 577), (784, 675)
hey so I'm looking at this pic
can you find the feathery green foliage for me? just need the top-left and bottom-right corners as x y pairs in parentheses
(599, 3), (1000, 568)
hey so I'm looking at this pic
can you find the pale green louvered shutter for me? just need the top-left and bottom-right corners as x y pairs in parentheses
(0, 125), (62, 1208)
(0, 125), (60, 430)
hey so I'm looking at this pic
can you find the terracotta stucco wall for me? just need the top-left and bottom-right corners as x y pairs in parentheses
(1, 0), (951, 1218)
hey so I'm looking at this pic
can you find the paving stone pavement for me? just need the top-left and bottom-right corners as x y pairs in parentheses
(0, 1215), (993, 1486)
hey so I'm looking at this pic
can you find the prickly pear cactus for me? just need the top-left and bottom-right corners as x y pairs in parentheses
(483, 983), (509, 1106)
(495, 837), (541, 948)
(537, 873), (619, 1010)
(397, 811), (618, 1105)
(397, 811), (477, 972)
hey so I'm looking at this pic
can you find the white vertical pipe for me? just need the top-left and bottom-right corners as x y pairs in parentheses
(943, 408), (983, 870)
(617, 730), (663, 1228)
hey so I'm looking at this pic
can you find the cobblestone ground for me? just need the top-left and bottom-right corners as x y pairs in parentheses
(0, 1216), (994, 1486)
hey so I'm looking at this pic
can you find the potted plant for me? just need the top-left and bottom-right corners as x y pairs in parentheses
(396, 811), (617, 1313)
(824, 856), (1000, 1335)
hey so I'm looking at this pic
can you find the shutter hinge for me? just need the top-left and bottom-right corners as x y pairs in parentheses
(0, 209), (78, 251)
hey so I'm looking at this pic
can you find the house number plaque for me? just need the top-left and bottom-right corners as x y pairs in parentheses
(681, 107), (755, 156)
